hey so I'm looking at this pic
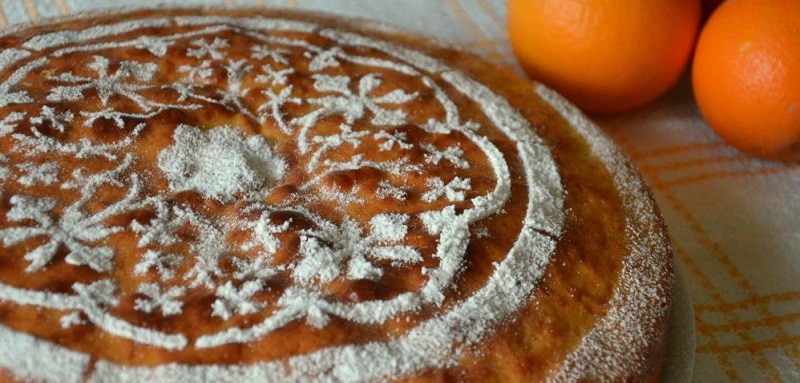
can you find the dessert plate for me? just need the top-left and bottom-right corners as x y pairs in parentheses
(662, 266), (696, 383)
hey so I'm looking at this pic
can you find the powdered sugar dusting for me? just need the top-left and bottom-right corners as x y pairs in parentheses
(0, 11), (572, 383)
(536, 85), (672, 382)
(0, 323), (90, 383)
(158, 124), (286, 201)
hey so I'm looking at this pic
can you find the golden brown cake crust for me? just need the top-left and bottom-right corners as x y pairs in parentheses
(0, 7), (673, 382)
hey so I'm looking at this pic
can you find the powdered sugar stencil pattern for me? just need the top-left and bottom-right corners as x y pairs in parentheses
(0, 14), (563, 382)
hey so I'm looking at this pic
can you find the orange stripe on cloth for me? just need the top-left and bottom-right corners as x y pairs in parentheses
(697, 312), (800, 336)
(694, 313), (744, 381)
(444, 0), (506, 65)
(691, 292), (800, 372)
(0, 5), (7, 28)
(626, 141), (731, 162)
(673, 247), (724, 303)
(654, 164), (799, 188)
(475, 0), (504, 31)
(23, 0), (39, 21)
(697, 336), (800, 355)
(55, 0), (70, 14)
(637, 153), (755, 173)
(696, 292), (800, 313)
(699, 308), (800, 378)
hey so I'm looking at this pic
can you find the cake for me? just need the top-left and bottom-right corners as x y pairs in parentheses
(0, 7), (673, 382)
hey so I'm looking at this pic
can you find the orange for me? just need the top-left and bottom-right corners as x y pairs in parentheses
(508, 0), (702, 114)
(692, 0), (800, 161)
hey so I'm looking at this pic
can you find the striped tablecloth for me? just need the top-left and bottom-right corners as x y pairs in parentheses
(2, 0), (799, 381)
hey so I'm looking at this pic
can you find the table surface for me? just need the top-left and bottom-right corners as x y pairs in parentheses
(1, 1), (799, 382)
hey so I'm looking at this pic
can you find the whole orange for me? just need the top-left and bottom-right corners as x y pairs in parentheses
(692, 0), (800, 161)
(508, 0), (702, 114)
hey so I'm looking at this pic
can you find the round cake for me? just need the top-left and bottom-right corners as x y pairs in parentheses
(0, 8), (673, 382)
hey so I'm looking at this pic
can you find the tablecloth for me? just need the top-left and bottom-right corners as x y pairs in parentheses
(1, 0), (798, 381)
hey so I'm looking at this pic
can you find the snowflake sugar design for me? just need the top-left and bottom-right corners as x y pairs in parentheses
(134, 283), (186, 316)
(47, 55), (159, 110)
(294, 214), (422, 285)
(187, 37), (230, 60)
(0, 15), (564, 382)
